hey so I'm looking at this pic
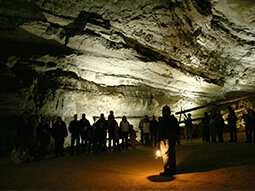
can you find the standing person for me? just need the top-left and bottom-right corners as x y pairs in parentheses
(216, 110), (225, 142)
(143, 118), (151, 147)
(138, 115), (148, 145)
(158, 105), (179, 176)
(108, 110), (115, 151)
(130, 125), (136, 149)
(209, 111), (217, 142)
(227, 107), (237, 142)
(243, 108), (255, 143)
(108, 116), (117, 151)
(150, 115), (159, 147)
(79, 113), (90, 153)
(108, 110), (115, 121)
(17, 111), (35, 156)
(51, 116), (68, 157)
(113, 119), (121, 152)
(184, 113), (193, 144)
(69, 114), (80, 155)
(86, 121), (94, 153)
(120, 116), (130, 150)
(202, 112), (210, 142)
(92, 117), (98, 153)
(95, 113), (108, 152)
(36, 116), (51, 158)
(96, 121), (107, 152)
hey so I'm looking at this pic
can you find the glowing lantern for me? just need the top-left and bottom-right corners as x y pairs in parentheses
(155, 150), (161, 159)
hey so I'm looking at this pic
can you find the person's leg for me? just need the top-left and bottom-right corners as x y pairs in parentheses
(234, 127), (237, 141)
(122, 136), (125, 150)
(88, 139), (92, 153)
(76, 136), (80, 154)
(125, 133), (128, 149)
(60, 139), (64, 156)
(131, 137), (135, 149)
(116, 139), (121, 151)
(212, 128), (216, 142)
(248, 128), (252, 142)
(141, 130), (144, 145)
(150, 134), (154, 146)
(113, 138), (116, 151)
(55, 140), (59, 157)
(166, 139), (177, 175)
(188, 129), (192, 143)
(84, 136), (88, 152)
(144, 133), (148, 146)
(230, 127), (233, 141)
(160, 140), (169, 175)
(70, 136), (75, 155)
(185, 129), (188, 143)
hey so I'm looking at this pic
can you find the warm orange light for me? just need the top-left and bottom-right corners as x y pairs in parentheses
(155, 150), (161, 159)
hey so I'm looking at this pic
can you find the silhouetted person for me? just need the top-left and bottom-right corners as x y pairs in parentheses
(150, 115), (159, 147)
(227, 107), (237, 142)
(52, 117), (68, 157)
(216, 110), (224, 142)
(92, 117), (97, 153)
(120, 116), (130, 150)
(139, 115), (148, 145)
(158, 105), (179, 176)
(17, 111), (35, 156)
(109, 117), (121, 152)
(176, 122), (181, 145)
(108, 110), (114, 121)
(69, 114), (80, 155)
(86, 122), (94, 153)
(95, 121), (107, 152)
(184, 113), (193, 144)
(143, 118), (151, 147)
(130, 125), (136, 149)
(108, 115), (117, 151)
(202, 112), (210, 142)
(36, 116), (51, 158)
(95, 113), (108, 152)
(243, 108), (255, 143)
(79, 113), (90, 153)
(210, 112), (217, 142)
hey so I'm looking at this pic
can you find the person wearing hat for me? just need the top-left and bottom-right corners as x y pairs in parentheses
(158, 105), (179, 176)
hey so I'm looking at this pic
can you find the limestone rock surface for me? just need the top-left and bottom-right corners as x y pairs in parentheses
(0, 0), (255, 149)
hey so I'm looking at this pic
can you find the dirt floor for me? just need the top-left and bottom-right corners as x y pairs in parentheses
(1, 132), (255, 190)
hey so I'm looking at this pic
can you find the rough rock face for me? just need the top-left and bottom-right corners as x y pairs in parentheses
(0, 0), (255, 150)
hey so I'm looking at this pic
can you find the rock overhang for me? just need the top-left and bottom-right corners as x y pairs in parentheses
(0, 0), (255, 124)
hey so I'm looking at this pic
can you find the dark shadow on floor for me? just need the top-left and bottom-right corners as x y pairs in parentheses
(147, 175), (175, 182)
(176, 141), (255, 174)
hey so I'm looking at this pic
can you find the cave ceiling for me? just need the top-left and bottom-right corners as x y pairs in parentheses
(0, 0), (255, 122)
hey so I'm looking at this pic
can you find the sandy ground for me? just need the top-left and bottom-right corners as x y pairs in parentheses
(1, 132), (255, 190)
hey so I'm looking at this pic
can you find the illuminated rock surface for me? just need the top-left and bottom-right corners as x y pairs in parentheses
(0, 0), (255, 148)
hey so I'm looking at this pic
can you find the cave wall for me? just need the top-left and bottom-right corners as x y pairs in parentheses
(0, 0), (255, 152)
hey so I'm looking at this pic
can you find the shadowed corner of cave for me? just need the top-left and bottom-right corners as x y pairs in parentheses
(0, 29), (75, 62)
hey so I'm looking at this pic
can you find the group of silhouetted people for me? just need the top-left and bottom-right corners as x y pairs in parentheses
(11, 105), (255, 164)
(200, 106), (255, 143)
(67, 112), (138, 156)
(201, 108), (225, 143)
(138, 115), (160, 147)
(13, 110), (140, 161)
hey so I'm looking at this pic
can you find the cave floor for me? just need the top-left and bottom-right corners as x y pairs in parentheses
(0, 132), (255, 190)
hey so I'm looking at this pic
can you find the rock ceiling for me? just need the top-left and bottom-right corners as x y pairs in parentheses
(0, 0), (255, 124)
